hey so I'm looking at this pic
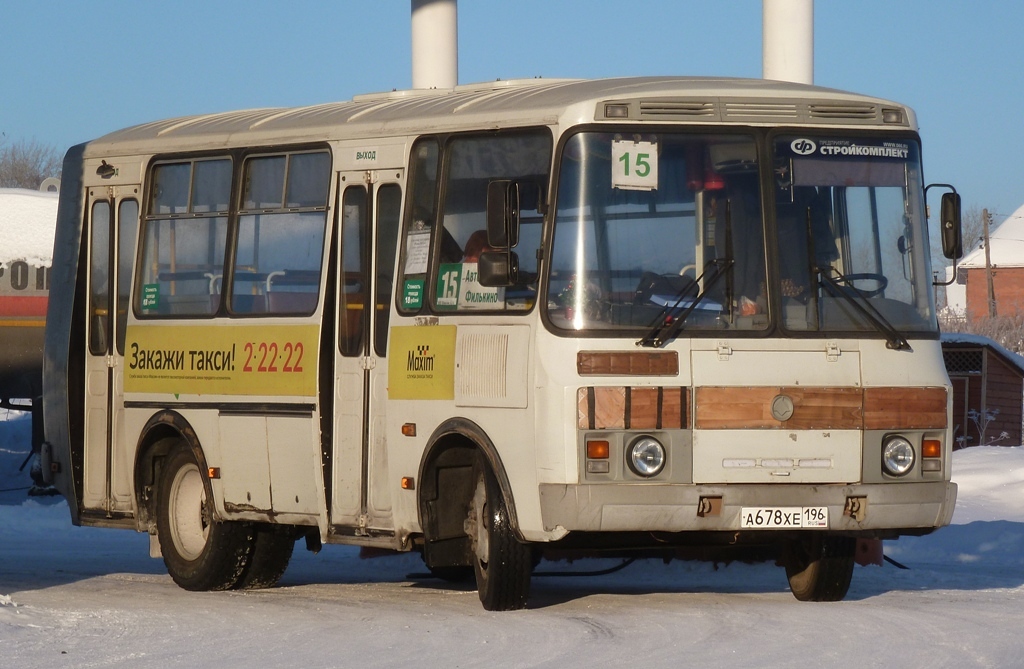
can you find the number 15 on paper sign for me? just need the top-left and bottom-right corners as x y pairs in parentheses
(612, 140), (658, 191)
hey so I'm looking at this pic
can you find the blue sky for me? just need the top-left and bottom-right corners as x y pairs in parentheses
(3, 0), (1022, 223)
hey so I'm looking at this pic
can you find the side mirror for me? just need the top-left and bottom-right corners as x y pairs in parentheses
(478, 250), (519, 287)
(486, 180), (520, 248)
(940, 191), (963, 260)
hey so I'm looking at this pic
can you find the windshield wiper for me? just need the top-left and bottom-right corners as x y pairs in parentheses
(637, 257), (733, 348)
(815, 266), (911, 351)
(637, 199), (736, 348)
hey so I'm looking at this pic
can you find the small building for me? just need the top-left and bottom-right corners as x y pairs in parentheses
(945, 204), (1024, 320)
(941, 333), (1024, 448)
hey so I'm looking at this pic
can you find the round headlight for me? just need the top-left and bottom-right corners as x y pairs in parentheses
(882, 436), (915, 476)
(627, 436), (666, 477)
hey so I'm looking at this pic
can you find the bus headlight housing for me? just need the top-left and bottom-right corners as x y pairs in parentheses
(627, 436), (665, 477)
(882, 435), (915, 477)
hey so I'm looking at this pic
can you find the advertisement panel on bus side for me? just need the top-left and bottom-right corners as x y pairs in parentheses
(124, 324), (319, 397)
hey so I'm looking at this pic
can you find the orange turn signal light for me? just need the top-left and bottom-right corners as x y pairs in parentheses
(207, 467), (221, 479)
(922, 439), (942, 458)
(401, 423), (417, 437)
(587, 440), (610, 459)
(401, 476), (415, 490)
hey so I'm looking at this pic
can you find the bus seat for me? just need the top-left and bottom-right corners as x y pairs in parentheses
(231, 293), (268, 314)
(267, 291), (318, 314)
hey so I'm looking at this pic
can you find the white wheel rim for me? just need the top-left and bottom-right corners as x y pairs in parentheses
(469, 476), (489, 564)
(168, 462), (209, 561)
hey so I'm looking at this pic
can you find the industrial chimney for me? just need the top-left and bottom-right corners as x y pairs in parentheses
(411, 0), (458, 89)
(762, 0), (814, 84)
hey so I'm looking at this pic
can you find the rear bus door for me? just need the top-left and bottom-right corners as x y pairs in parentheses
(331, 171), (403, 536)
(83, 185), (140, 515)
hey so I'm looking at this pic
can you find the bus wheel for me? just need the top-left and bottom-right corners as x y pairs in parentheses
(783, 534), (856, 602)
(156, 443), (255, 591)
(466, 462), (532, 611)
(235, 526), (296, 590)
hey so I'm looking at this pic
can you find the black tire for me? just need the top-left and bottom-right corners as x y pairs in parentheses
(156, 443), (255, 591)
(783, 534), (856, 602)
(467, 461), (532, 611)
(235, 526), (296, 590)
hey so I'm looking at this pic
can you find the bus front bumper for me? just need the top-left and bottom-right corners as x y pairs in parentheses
(537, 481), (957, 537)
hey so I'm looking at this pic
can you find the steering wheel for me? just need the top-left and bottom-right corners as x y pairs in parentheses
(832, 272), (888, 298)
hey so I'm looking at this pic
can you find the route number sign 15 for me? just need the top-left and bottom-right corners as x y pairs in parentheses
(611, 140), (658, 191)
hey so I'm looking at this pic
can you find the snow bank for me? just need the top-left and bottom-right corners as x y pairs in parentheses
(0, 189), (57, 265)
(947, 445), (1024, 523)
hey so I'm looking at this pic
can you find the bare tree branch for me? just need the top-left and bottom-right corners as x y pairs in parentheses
(0, 137), (63, 189)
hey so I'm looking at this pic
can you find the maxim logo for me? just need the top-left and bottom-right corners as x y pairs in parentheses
(407, 344), (434, 372)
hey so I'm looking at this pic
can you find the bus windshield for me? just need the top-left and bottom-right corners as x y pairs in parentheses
(547, 131), (768, 333)
(545, 130), (938, 339)
(773, 134), (937, 336)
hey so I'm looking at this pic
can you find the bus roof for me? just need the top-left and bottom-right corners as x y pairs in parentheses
(83, 76), (916, 156)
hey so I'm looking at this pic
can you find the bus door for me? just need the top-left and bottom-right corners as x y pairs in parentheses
(83, 186), (140, 515)
(331, 172), (403, 535)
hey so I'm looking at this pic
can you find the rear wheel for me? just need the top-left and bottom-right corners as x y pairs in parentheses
(783, 534), (856, 602)
(156, 443), (255, 591)
(466, 461), (532, 611)
(235, 525), (296, 590)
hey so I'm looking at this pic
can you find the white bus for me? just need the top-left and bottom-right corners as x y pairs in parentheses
(42, 77), (963, 610)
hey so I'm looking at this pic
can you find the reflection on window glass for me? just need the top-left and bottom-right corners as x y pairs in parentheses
(547, 132), (766, 333)
(231, 151), (330, 316)
(773, 135), (935, 334)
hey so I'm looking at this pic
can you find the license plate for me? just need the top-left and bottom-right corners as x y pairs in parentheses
(740, 506), (829, 529)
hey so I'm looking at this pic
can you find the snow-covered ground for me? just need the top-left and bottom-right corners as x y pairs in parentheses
(2, 408), (1023, 668)
(0, 189), (58, 266)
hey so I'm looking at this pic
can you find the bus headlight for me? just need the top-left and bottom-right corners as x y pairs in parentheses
(882, 435), (915, 477)
(627, 436), (665, 477)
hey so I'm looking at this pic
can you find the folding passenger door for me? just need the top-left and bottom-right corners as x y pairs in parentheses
(82, 185), (140, 515)
(331, 171), (403, 536)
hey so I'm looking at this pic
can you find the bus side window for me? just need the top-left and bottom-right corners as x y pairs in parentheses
(232, 151), (330, 317)
(116, 199), (139, 355)
(339, 186), (367, 356)
(88, 201), (111, 354)
(374, 184), (402, 356)
(397, 138), (439, 314)
(432, 130), (551, 313)
(138, 159), (231, 318)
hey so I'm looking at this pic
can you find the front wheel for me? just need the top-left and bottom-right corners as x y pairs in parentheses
(783, 534), (856, 602)
(465, 461), (532, 611)
(156, 443), (255, 591)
